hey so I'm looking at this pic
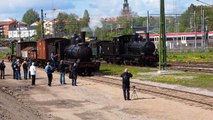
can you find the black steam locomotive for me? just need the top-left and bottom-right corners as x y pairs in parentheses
(96, 34), (158, 66)
(13, 31), (100, 76)
(64, 32), (100, 75)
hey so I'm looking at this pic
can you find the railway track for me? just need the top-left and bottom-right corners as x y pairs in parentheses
(168, 62), (213, 73)
(84, 75), (213, 110)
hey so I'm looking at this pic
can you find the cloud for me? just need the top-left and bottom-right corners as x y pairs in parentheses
(0, 0), (212, 21)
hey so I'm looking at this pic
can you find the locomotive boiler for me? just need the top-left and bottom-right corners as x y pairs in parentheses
(97, 34), (158, 66)
(64, 44), (92, 61)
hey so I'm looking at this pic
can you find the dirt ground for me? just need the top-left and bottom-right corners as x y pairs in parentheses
(0, 61), (213, 120)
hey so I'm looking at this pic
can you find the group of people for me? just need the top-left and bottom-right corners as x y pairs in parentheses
(9, 58), (79, 87)
(11, 58), (36, 85)
(4, 57), (133, 100)
(44, 60), (78, 87)
(11, 59), (32, 80)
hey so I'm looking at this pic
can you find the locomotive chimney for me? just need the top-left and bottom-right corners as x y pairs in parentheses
(80, 31), (86, 43)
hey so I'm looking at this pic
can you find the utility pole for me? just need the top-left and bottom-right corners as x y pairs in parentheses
(194, 11), (197, 48)
(196, 0), (212, 49)
(159, 0), (167, 71)
(201, 7), (206, 49)
(41, 9), (45, 38)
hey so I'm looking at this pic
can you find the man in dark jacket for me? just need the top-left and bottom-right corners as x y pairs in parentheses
(15, 60), (21, 80)
(120, 68), (133, 100)
(0, 60), (6, 79)
(11, 60), (16, 79)
(45, 62), (54, 86)
(59, 60), (66, 85)
(22, 60), (28, 80)
(71, 63), (78, 86)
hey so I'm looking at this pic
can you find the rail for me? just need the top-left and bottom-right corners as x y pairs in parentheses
(84, 75), (213, 110)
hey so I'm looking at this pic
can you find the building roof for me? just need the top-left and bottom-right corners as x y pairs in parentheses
(0, 20), (16, 25)
(0, 18), (27, 26)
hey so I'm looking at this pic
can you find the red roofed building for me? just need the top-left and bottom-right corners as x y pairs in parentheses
(0, 18), (27, 38)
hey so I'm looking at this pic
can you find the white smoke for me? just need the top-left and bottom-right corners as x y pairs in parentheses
(89, 17), (103, 36)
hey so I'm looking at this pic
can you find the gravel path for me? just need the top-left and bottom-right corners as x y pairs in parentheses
(0, 61), (213, 120)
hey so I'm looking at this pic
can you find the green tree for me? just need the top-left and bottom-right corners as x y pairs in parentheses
(179, 4), (213, 32)
(22, 8), (40, 25)
(203, 6), (213, 31)
(55, 12), (79, 37)
(179, 4), (195, 32)
(57, 12), (69, 20)
(34, 24), (42, 41)
(133, 17), (146, 27)
(66, 13), (79, 35)
(55, 12), (70, 37)
(80, 10), (90, 29)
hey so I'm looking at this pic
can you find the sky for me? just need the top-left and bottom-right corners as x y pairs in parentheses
(0, 0), (212, 28)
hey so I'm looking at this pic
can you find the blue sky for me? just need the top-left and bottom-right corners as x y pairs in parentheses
(0, 0), (212, 22)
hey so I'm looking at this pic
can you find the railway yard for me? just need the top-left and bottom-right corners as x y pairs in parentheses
(1, 0), (213, 119)
(0, 61), (213, 120)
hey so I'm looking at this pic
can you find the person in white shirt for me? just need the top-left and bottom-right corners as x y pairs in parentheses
(29, 62), (36, 85)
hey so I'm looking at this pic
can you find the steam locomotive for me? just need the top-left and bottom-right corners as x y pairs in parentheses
(63, 32), (100, 75)
(95, 33), (158, 66)
(13, 32), (100, 75)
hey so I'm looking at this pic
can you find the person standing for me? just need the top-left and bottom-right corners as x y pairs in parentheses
(45, 62), (54, 86)
(15, 60), (21, 80)
(59, 60), (66, 85)
(29, 62), (36, 85)
(0, 60), (6, 79)
(22, 60), (28, 80)
(28, 57), (32, 79)
(11, 60), (16, 79)
(71, 63), (78, 86)
(120, 68), (133, 100)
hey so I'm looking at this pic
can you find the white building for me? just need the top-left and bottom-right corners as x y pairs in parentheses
(44, 20), (54, 35)
(8, 25), (36, 39)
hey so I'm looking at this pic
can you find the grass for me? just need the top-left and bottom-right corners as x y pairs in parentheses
(100, 64), (213, 91)
(100, 64), (156, 77)
(167, 51), (213, 62)
(149, 73), (213, 91)
(0, 53), (7, 59)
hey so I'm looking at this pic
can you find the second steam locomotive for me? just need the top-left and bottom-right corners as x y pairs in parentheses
(96, 33), (158, 66)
